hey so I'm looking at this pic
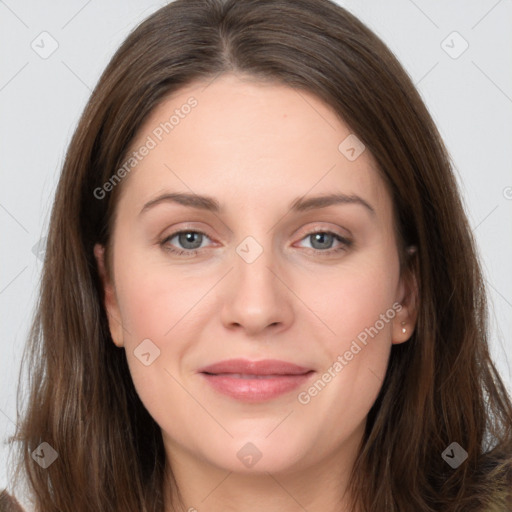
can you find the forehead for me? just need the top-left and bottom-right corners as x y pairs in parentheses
(117, 73), (390, 218)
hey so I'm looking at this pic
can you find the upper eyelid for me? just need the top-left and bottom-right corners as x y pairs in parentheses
(162, 219), (350, 238)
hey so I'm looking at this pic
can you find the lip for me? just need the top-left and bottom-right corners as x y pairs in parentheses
(197, 358), (315, 402)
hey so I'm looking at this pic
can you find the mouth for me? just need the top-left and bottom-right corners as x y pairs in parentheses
(197, 359), (315, 402)
(202, 372), (309, 379)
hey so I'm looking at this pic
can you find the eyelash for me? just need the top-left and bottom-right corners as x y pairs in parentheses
(159, 229), (353, 257)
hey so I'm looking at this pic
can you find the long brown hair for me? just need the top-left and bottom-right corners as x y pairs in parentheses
(6, 0), (512, 510)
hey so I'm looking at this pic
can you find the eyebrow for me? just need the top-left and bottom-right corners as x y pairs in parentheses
(139, 191), (375, 216)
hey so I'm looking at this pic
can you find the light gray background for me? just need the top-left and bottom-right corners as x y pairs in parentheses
(1, 0), (511, 493)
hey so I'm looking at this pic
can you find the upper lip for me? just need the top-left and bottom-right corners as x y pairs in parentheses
(198, 358), (313, 376)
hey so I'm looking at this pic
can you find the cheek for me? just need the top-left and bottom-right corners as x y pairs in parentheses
(113, 244), (206, 342)
(113, 268), (198, 430)
(312, 255), (399, 353)
(111, 245), (223, 411)
(296, 254), (399, 418)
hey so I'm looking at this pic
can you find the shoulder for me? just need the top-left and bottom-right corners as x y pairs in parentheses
(0, 490), (25, 512)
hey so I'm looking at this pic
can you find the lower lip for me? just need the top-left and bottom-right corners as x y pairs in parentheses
(200, 372), (315, 402)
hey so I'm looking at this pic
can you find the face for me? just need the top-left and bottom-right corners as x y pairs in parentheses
(94, 73), (416, 477)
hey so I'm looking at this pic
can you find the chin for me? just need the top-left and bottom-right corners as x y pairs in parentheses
(203, 436), (309, 475)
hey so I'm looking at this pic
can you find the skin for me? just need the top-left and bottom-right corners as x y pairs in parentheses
(94, 72), (418, 512)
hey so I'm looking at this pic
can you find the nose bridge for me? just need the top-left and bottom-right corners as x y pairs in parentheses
(234, 233), (281, 304)
(220, 232), (293, 333)
(236, 236), (275, 290)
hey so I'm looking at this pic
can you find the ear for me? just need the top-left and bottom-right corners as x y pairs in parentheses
(93, 243), (125, 348)
(392, 246), (419, 345)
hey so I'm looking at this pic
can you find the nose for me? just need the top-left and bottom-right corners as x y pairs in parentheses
(220, 241), (294, 337)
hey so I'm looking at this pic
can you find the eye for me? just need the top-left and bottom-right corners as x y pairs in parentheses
(296, 230), (352, 254)
(159, 228), (352, 257)
(160, 230), (213, 256)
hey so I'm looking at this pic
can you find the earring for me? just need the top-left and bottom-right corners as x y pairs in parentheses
(401, 321), (407, 334)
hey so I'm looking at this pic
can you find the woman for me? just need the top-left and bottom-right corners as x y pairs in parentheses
(3, 0), (512, 510)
